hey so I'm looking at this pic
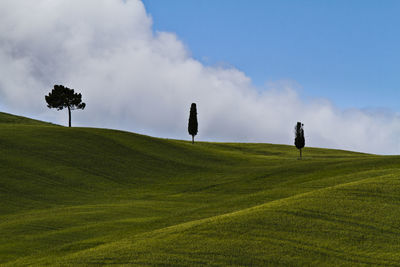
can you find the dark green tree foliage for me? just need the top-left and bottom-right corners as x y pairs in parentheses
(188, 103), (198, 144)
(45, 85), (86, 127)
(295, 122), (305, 159)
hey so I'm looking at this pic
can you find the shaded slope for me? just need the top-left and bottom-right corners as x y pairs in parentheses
(0, 113), (399, 266)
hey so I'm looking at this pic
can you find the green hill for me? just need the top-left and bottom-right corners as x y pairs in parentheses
(0, 112), (53, 125)
(1, 112), (400, 266)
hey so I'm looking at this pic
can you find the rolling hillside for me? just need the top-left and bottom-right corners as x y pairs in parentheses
(1, 112), (400, 266)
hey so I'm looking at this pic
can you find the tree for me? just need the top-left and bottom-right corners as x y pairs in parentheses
(294, 122), (305, 159)
(188, 103), (198, 144)
(45, 85), (86, 127)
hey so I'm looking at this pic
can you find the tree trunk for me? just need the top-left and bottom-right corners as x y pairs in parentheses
(68, 106), (71, 127)
(192, 135), (194, 144)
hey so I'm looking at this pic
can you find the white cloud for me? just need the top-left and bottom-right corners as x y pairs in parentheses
(0, 0), (399, 154)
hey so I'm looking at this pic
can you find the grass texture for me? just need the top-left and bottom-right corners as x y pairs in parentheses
(1, 112), (400, 266)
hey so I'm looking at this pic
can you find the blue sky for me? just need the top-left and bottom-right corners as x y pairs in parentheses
(142, 0), (400, 111)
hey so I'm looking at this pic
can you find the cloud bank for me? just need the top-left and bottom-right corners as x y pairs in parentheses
(0, 0), (399, 154)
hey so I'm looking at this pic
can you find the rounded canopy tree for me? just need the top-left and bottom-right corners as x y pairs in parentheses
(188, 103), (198, 144)
(45, 85), (86, 127)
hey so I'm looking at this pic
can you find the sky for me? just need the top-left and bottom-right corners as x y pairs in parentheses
(0, 0), (400, 155)
(142, 0), (400, 111)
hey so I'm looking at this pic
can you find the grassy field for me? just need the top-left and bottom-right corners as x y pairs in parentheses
(1, 112), (400, 266)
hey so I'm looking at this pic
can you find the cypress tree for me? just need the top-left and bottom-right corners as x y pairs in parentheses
(294, 122), (305, 159)
(188, 103), (198, 144)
